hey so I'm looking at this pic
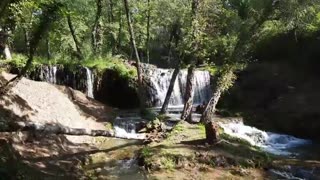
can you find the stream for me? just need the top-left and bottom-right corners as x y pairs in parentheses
(86, 106), (319, 180)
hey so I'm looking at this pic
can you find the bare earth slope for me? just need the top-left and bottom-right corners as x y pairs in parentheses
(0, 72), (112, 130)
(0, 72), (116, 179)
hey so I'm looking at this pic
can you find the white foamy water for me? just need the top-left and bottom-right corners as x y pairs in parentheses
(219, 121), (311, 155)
(114, 126), (146, 140)
(85, 67), (94, 98)
(147, 68), (211, 106)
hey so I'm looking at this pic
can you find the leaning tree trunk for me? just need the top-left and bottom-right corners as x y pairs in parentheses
(201, 66), (236, 144)
(181, 66), (195, 121)
(200, 87), (222, 124)
(92, 0), (103, 54)
(67, 14), (83, 60)
(200, 86), (222, 144)
(160, 63), (180, 114)
(123, 0), (146, 111)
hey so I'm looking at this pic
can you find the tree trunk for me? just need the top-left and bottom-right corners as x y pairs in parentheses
(46, 37), (51, 60)
(200, 86), (222, 144)
(67, 14), (83, 60)
(160, 63), (180, 114)
(181, 66), (195, 121)
(11, 121), (114, 137)
(117, 9), (123, 51)
(92, 0), (103, 54)
(123, 0), (146, 111)
(205, 121), (219, 144)
(145, 0), (151, 63)
(109, 0), (114, 22)
(23, 28), (30, 53)
(200, 87), (222, 124)
(109, 0), (116, 53)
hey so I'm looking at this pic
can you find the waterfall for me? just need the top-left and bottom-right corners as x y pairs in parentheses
(147, 68), (212, 107)
(40, 65), (57, 84)
(85, 67), (94, 98)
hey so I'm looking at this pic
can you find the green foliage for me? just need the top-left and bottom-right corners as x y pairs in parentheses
(140, 108), (157, 121)
(197, 123), (205, 133)
(171, 122), (184, 134)
(82, 55), (137, 79)
(160, 156), (176, 170)
(141, 146), (153, 158)
(220, 133), (252, 147)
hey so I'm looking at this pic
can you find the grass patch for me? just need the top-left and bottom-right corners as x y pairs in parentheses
(197, 123), (206, 134)
(160, 156), (176, 170)
(171, 122), (185, 134)
(141, 146), (153, 159)
(220, 133), (252, 147)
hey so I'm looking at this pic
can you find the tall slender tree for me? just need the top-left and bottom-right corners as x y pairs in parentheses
(92, 0), (103, 55)
(123, 0), (146, 111)
(181, 0), (200, 121)
(160, 20), (182, 114)
(145, 0), (151, 63)
(67, 13), (83, 60)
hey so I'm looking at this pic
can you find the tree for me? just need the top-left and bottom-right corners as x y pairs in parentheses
(200, 0), (279, 143)
(180, 0), (201, 121)
(123, 0), (146, 111)
(92, 0), (103, 55)
(1, 1), (62, 93)
(160, 20), (182, 114)
(145, 0), (151, 63)
(67, 13), (83, 60)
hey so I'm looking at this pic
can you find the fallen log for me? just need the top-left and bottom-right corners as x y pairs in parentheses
(7, 121), (145, 140)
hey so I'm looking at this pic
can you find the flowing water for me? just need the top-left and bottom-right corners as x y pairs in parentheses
(147, 68), (212, 106)
(85, 67), (94, 98)
(40, 65), (58, 84)
(26, 65), (319, 179)
(219, 121), (312, 156)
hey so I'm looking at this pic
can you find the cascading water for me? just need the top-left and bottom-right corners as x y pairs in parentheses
(219, 121), (312, 156)
(113, 116), (146, 139)
(40, 65), (58, 84)
(85, 67), (94, 98)
(147, 68), (212, 107)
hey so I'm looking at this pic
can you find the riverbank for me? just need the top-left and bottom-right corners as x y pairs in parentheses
(139, 119), (320, 179)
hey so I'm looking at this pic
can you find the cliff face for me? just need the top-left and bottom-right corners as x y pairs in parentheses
(9, 64), (140, 109)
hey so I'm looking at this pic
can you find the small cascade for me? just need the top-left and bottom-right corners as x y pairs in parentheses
(113, 116), (146, 139)
(219, 121), (311, 155)
(193, 70), (212, 104)
(40, 65), (58, 84)
(146, 67), (212, 107)
(85, 67), (94, 98)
